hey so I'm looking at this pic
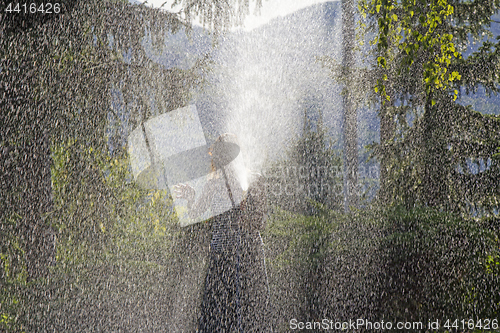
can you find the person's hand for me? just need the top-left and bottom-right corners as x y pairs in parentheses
(173, 183), (195, 202)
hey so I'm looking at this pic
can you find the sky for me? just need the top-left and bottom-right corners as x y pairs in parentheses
(135, 0), (335, 30)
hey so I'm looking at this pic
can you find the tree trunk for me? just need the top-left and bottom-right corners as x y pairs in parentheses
(421, 94), (447, 208)
(341, 0), (358, 211)
(379, 92), (395, 203)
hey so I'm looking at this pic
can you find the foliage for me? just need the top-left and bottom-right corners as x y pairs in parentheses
(340, 1), (500, 323)
(378, 207), (500, 322)
(35, 147), (202, 331)
(357, 0), (500, 213)
(360, 0), (462, 101)
(2, 139), (212, 331)
(172, 0), (263, 33)
(264, 207), (339, 330)
(0, 213), (26, 332)
(265, 205), (500, 330)
(0, 0), (203, 330)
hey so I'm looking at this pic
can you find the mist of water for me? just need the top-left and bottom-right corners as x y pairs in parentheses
(204, 3), (344, 177)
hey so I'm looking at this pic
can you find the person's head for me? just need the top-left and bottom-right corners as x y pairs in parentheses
(209, 133), (250, 192)
(209, 133), (239, 152)
(209, 133), (239, 173)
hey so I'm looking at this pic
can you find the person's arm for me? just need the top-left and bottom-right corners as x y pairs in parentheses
(173, 180), (216, 220)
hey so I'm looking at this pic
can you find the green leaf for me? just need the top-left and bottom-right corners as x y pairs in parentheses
(377, 56), (387, 68)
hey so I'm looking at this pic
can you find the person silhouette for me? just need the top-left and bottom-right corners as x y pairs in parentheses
(173, 133), (270, 333)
